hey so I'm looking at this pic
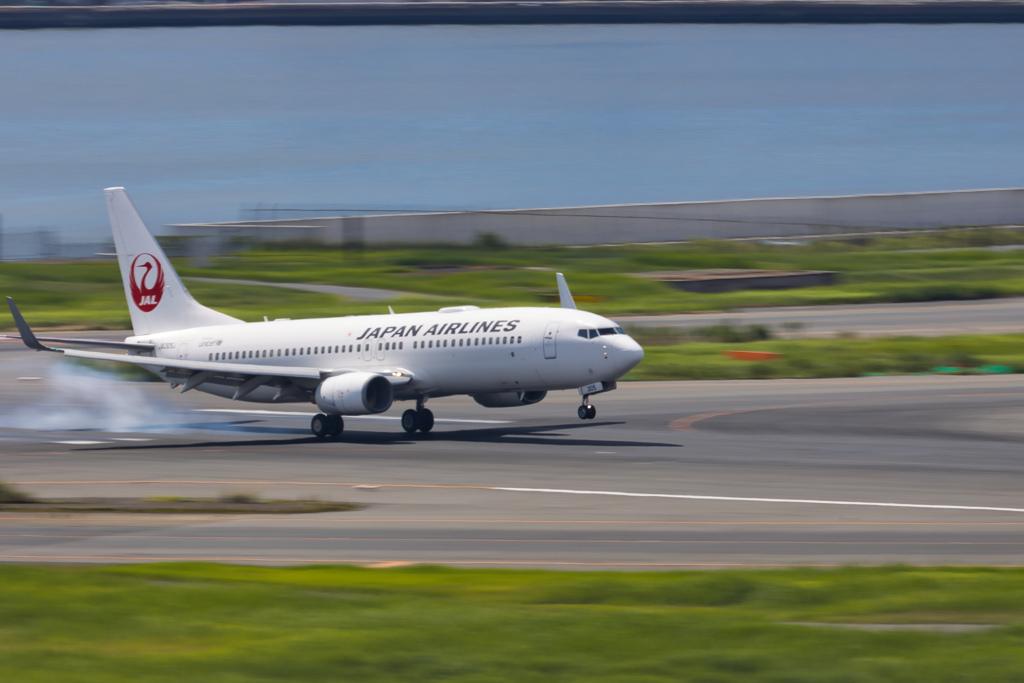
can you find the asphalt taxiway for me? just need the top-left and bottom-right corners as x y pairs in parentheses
(622, 296), (1024, 338)
(2, 339), (1023, 568)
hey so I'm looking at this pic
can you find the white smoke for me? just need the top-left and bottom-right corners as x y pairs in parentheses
(0, 358), (179, 433)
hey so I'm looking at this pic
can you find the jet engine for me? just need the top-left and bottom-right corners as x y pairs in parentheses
(470, 390), (547, 408)
(315, 372), (394, 415)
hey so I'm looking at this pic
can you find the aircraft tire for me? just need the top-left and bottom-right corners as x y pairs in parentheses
(328, 415), (344, 438)
(401, 409), (418, 434)
(577, 405), (588, 420)
(311, 414), (330, 439)
(416, 408), (435, 433)
(585, 405), (596, 420)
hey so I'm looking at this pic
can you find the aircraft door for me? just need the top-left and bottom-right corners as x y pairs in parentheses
(361, 342), (373, 362)
(543, 321), (559, 359)
(376, 341), (386, 361)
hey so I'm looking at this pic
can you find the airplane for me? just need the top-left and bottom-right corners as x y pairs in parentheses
(4, 188), (644, 439)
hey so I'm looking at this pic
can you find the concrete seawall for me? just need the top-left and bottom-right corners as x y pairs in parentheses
(4, 1), (1024, 30)
(174, 188), (1024, 247)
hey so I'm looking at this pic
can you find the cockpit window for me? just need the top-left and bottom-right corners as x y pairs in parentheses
(581, 327), (626, 338)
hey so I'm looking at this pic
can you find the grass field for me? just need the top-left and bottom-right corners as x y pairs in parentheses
(624, 332), (1024, 381)
(6, 234), (1024, 329)
(1, 563), (1022, 682)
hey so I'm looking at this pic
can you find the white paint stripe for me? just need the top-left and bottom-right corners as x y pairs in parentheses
(52, 440), (106, 445)
(194, 409), (511, 424)
(110, 438), (153, 442)
(495, 487), (1024, 514)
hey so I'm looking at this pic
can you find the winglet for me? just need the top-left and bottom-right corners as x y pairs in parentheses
(5, 298), (59, 352)
(555, 273), (577, 310)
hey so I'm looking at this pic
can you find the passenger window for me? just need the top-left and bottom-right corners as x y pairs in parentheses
(399, 342), (403, 350)
(517, 336), (522, 343)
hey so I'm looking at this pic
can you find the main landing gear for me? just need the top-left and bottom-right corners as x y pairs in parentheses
(401, 397), (435, 434)
(311, 413), (344, 439)
(577, 398), (597, 420)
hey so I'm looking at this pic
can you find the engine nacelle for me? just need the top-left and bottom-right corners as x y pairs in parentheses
(314, 372), (394, 415)
(471, 390), (547, 408)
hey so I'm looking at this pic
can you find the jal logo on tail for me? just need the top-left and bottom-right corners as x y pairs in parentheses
(129, 253), (165, 312)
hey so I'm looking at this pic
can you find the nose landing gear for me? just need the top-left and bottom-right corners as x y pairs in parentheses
(577, 399), (596, 420)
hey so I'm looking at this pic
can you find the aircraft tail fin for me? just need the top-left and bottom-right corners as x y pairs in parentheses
(105, 187), (243, 336)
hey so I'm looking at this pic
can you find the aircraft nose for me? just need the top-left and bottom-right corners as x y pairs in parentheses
(615, 336), (644, 373)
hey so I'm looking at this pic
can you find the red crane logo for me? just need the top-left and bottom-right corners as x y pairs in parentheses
(129, 253), (165, 312)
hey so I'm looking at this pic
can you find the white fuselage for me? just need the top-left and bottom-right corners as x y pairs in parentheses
(128, 306), (644, 405)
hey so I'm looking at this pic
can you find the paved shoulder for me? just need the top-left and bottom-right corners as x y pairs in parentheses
(620, 297), (1024, 338)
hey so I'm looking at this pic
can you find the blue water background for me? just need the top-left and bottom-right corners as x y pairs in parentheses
(1, 24), (1023, 238)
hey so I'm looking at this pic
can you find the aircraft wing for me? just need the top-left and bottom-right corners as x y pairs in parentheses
(6, 297), (412, 401)
(0, 334), (155, 352)
(63, 348), (413, 400)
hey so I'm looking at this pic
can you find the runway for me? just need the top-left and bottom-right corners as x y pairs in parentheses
(2, 339), (1024, 568)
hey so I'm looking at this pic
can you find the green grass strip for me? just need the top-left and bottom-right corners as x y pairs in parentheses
(626, 333), (1024, 381)
(0, 564), (1022, 681)
(9, 237), (1024, 328)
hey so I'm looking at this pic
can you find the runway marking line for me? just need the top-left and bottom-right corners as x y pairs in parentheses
(9, 480), (1024, 514)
